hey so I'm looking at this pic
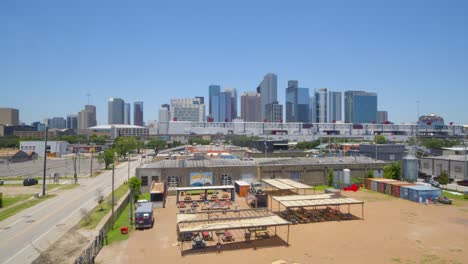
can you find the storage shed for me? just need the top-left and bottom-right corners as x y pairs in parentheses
(234, 180), (250, 197)
(400, 185), (441, 203)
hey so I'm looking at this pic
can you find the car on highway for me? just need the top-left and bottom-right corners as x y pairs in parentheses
(23, 178), (38, 186)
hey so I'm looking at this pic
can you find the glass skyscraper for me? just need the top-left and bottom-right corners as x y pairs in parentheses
(344, 91), (378, 123)
(212, 92), (232, 122)
(208, 85), (221, 117)
(286, 80), (309, 123)
(108, 97), (125, 124)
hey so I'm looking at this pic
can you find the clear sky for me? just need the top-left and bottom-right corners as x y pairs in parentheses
(1, 0), (467, 125)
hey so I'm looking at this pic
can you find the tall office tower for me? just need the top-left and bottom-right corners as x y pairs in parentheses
(158, 104), (170, 122)
(344, 91), (378, 123)
(212, 92), (232, 122)
(241, 92), (261, 122)
(328, 91), (342, 123)
(377, 111), (388, 124)
(66, 114), (78, 129)
(78, 105), (97, 129)
(108, 97), (125, 124)
(170, 98), (205, 122)
(0, 108), (19, 125)
(314, 88), (328, 123)
(47, 117), (67, 129)
(224, 88), (237, 120)
(124, 103), (131, 125)
(265, 101), (283, 123)
(308, 97), (315, 123)
(133, 101), (144, 126)
(285, 80), (310, 123)
(208, 85), (221, 117)
(258, 73), (278, 120)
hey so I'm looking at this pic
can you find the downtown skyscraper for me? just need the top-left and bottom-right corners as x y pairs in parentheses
(258, 73), (278, 121)
(133, 101), (144, 126)
(208, 85), (221, 118)
(285, 80), (310, 123)
(314, 88), (342, 123)
(241, 92), (261, 122)
(124, 103), (131, 125)
(345, 91), (377, 123)
(108, 97), (125, 124)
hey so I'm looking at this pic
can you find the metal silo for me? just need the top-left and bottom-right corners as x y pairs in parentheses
(402, 154), (418, 182)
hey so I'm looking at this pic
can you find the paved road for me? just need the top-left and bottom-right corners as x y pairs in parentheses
(0, 158), (140, 264)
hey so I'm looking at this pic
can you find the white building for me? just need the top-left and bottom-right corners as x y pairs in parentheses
(88, 124), (149, 139)
(20, 141), (69, 158)
(170, 98), (205, 122)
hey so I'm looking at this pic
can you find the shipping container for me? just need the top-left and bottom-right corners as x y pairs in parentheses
(390, 183), (415, 197)
(384, 183), (392, 195)
(234, 180), (250, 197)
(365, 178), (372, 190)
(400, 185), (441, 203)
(371, 181), (378, 191)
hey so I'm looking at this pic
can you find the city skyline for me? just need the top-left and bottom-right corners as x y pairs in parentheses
(1, 1), (467, 125)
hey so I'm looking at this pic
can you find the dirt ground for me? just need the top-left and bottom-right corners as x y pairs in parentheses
(96, 190), (468, 264)
(0, 185), (42, 196)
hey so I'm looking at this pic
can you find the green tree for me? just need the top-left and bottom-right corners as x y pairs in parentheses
(438, 171), (449, 185)
(114, 136), (138, 160)
(97, 148), (115, 169)
(230, 135), (260, 148)
(296, 140), (321, 150)
(367, 170), (374, 178)
(189, 138), (211, 145)
(374, 135), (387, 144)
(170, 140), (184, 148)
(383, 162), (402, 180)
(328, 168), (334, 187)
(89, 135), (108, 145)
(0, 136), (20, 149)
(146, 139), (167, 155)
(129, 177), (142, 202)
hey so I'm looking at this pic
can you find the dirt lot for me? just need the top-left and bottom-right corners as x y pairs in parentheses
(0, 185), (42, 196)
(96, 190), (468, 264)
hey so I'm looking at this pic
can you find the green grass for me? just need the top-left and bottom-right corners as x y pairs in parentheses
(1, 194), (32, 208)
(139, 193), (150, 201)
(107, 202), (133, 245)
(57, 184), (80, 191)
(184, 190), (216, 195)
(0, 195), (56, 222)
(442, 191), (467, 201)
(79, 184), (129, 229)
(314, 185), (331, 191)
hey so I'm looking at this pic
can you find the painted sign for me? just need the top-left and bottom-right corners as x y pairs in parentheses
(190, 172), (213, 186)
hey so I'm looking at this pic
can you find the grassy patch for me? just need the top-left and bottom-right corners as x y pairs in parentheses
(79, 184), (129, 229)
(107, 202), (132, 245)
(0, 195), (56, 222)
(314, 185), (331, 191)
(139, 193), (150, 201)
(1, 194), (32, 208)
(442, 191), (466, 201)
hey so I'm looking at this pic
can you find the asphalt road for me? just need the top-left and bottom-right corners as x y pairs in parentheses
(0, 158), (141, 264)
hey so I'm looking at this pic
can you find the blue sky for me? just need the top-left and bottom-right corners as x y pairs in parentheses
(1, 0), (467, 125)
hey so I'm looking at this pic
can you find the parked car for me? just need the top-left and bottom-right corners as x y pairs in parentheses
(429, 179), (440, 188)
(23, 178), (38, 186)
(135, 202), (154, 229)
(435, 196), (453, 205)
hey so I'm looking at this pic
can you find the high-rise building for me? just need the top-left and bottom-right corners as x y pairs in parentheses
(170, 98), (205, 122)
(158, 104), (170, 134)
(308, 97), (315, 124)
(345, 91), (378, 123)
(314, 88), (328, 123)
(258, 73), (278, 120)
(224, 88), (237, 120)
(377, 111), (388, 124)
(265, 101), (283, 123)
(286, 80), (310, 123)
(78, 105), (97, 129)
(124, 103), (131, 125)
(108, 98), (125, 124)
(241, 92), (261, 122)
(46, 117), (66, 129)
(212, 92), (232, 122)
(67, 114), (78, 129)
(328, 91), (342, 123)
(0, 108), (19, 125)
(134, 101), (144, 126)
(208, 85), (221, 117)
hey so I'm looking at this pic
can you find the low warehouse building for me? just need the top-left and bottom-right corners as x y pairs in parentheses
(136, 157), (387, 193)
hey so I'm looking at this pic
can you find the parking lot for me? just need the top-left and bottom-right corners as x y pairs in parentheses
(0, 156), (103, 179)
(96, 190), (468, 264)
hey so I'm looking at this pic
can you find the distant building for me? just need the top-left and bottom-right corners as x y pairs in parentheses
(88, 124), (149, 139)
(328, 91), (342, 123)
(124, 103), (131, 125)
(258, 73), (278, 121)
(359, 144), (405, 161)
(308, 97), (315, 124)
(170, 98), (205, 122)
(133, 101), (144, 126)
(344, 91), (377, 123)
(418, 113), (444, 126)
(158, 104), (170, 135)
(265, 101), (283, 123)
(286, 81), (310, 123)
(20, 141), (69, 158)
(377, 111), (388, 124)
(47, 117), (67, 129)
(212, 92), (232, 122)
(31, 122), (46, 131)
(78, 105), (97, 129)
(420, 155), (468, 181)
(314, 88), (328, 123)
(241, 92), (261, 122)
(67, 114), (78, 129)
(0, 108), (19, 125)
(224, 88), (237, 120)
(0, 149), (32, 163)
(208, 85), (221, 118)
(108, 97), (125, 124)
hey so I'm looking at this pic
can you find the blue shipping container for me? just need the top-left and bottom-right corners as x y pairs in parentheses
(371, 181), (378, 191)
(400, 185), (441, 203)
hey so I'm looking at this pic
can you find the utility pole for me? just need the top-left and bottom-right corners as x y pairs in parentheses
(73, 155), (78, 184)
(89, 143), (94, 178)
(42, 127), (49, 197)
(78, 141), (81, 175)
(111, 164), (115, 228)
